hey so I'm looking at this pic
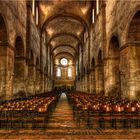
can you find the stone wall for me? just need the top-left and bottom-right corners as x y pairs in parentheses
(0, 1), (49, 100)
(0, 1), (27, 100)
(77, 0), (140, 100)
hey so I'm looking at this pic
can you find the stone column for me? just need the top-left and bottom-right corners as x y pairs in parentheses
(6, 46), (14, 100)
(83, 76), (87, 92)
(104, 57), (120, 96)
(0, 42), (14, 100)
(80, 78), (82, 92)
(95, 65), (104, 95)
(27, 64), (35, 95)
(35, 69), (41, 94)
(39, 72), (43, 93)
(44, 76), (48, 92)
(81, 77), (84, 92)
(120, 43), (140, 100)
(87, 73), (90, 93)
(91, 69), (95, 93)
(77, 78), (81, 91)
(13, 57), (26, 97)
(76, 80), (79, 91)
(89, 73), (92, 93)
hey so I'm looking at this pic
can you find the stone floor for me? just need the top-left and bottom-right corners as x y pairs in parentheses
(0, 93), (140, 140)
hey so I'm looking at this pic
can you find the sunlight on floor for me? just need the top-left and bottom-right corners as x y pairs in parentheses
(61, 92), (67, 99)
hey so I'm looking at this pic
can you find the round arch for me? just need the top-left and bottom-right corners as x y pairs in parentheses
(36, 57), (40, 69)
(125, 5), (140, 42)
(91, 57), (95, 69)
(53, 52), (75, 59)
(15, 36), (25, 57)
(47, 32), (83, 49)
(51, 44), (77, 55)
(29, 50), (35, 65)
(97, 50), (103, 65)
(107, 32), (120, 55)
(124, 9), (140, 99)
(127, 10), (140, 42)
(106, 36), (121, 96)
(41, 13), (89, 35)
(108, 36), (120, 56)
(0, 14), (7, 42)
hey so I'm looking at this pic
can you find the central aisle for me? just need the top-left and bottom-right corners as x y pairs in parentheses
(0, 92), (140, 139)
(47, 92), (77, 128)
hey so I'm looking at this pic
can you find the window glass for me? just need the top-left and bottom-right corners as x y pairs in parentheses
(57, 67), (61, 77)
(92, 9), (95, 23)
(68, 67), (72, 78)
(96, 0), (99, 14)
(36, 6), (38, 25)
(60, 58), (68, 66)
(32, 0), (35, 16)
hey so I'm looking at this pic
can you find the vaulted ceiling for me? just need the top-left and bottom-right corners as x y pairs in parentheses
(39, 0), (92, 61)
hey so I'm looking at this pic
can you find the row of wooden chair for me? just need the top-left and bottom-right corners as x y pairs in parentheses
(0, 92), (61, 129)
(67, 91), (140, 129)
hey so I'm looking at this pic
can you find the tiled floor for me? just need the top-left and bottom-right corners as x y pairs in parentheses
(1, 93), (140, 140)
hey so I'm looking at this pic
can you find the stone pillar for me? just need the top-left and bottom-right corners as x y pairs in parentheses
(89, 73), (92, 93)
(27, 64), (35, 95)
(76, 80), (79, 91)
(80, 78), (83, 92)
(44, 76), (48, 92)
(77, 78), (81, 91)
(6, 46), (14, 100)
(95, 65), (104, 95)
(87, 73), (90, 93)
(42, 73), (45, 93)
(81, 77), (84, 92)
(47, 77), (52, 92)
(0, 43), (14, 100)
(35, 69), (41, 94)
(78, 80), (80, 91)
(84, 76), (87, 92)
(104, 57), (120, 96)
(13, 57), (26, 97)
(40, 73), (44, 93)
(91, 69), (95, 93)
(120, 43), (140, 100)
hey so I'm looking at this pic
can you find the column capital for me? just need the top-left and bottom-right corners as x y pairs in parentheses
(120, 41), (140, 51)
(0, 41), (14, 50)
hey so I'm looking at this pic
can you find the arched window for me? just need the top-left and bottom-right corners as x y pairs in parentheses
(32, 0), (35, 16)
(57, 67), (61, 77)
(68, 67), (72, 78)
(36, 6), (39, 25)
(96, 0), (99, 15)
(92, 9), (95, 23)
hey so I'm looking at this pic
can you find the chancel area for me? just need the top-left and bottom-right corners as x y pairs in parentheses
(1, 0), (140, 139)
